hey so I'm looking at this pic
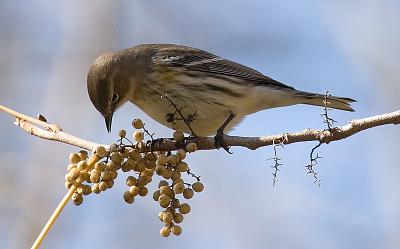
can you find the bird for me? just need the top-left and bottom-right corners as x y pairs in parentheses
(87, 44), (355, 150)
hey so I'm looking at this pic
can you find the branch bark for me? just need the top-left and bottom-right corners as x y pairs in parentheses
(1, 104), (399, 152)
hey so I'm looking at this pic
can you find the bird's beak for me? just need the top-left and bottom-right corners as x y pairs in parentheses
(105, 114), (113, 133)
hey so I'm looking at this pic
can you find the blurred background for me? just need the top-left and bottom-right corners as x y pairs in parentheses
(1, 0), (399, 248)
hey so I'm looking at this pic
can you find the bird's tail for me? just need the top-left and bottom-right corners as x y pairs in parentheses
(295, 91), (356, 112)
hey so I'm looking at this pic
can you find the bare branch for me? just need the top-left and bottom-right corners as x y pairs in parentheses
(1, 104), (399, 152)
(0, 104), (104, 151)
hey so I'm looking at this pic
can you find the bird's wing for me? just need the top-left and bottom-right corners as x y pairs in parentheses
(152, 45), (295, 90)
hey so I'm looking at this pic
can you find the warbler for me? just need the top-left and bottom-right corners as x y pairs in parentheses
(87, 44), (355, 148)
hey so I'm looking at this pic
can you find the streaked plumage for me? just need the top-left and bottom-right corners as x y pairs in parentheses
(87, 44), (355, 136)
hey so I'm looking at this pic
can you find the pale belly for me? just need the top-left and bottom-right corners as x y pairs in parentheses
(132, 96), (243, 136)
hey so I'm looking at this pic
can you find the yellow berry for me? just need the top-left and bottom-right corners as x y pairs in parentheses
(153, 190), (161, 201)
(174, 213), (184, 223)
(94, 161), (106, 171)
(132, 118), (144, 129)
(118, 129), (127, 138)
(171, 170), (181, 181)
(123, 191), (134, 204)
(139, 186), (149, 197)
(120, 147), (130, 158)
(173, 178), (184, 185)
(142, 168), (154, 177)
(155, 165), (166, 176)
(176, 162), (188, 172)
(179, 203), (191, 214)
(156, 154), (168, 166)
(95, 146), (108, 158)
(78, 150), (88, 160)
(69, 167), (80, 180)
(183, 188), (194, 199)
(109, 143), (118, 152)
(121, 160), (134, 172)
(101, 171), (112, 181)
(173, 130), (185, 143)
(135, 160), (146, 172)
(133, 131), (144, 142)
(137, 175), (151, 186)
(126, 176), (137, 186)
(160, 185), (172, 196)
(186, 143), (197, 153)
(173, 183), (185, 194)
(67, 163), (77, 172)
(81, 184), (92, 195)
(106, 180), (114, 188)
(163, 212), (174, 224)
(171, 225), (182, 236)
(172, 198), (180, 208)
(129, 186), (140, 196)
(69, 153), (80, 164)
(192, 182), (204, 192)
(91, 183), (101, 194)
(160, 226), (171, 237)
(128, 150), (142, 161)
(77, 160), (87, 171)
(65, 180), (74, 190)
(158, 180), (169, 188)
(144, 152), (157, 162)
(110, 170), (118, 180)
(109, 153), (121, 165)
(167, 154), (180, 165)
(158, 194), (171, 208)
(72, 192), (83, 206)
(90, 171), (101, 183)
(176, 149), (186, 160)
(99, 181), (108, 191)
(158, 211), (165, 222)
(162, 168), (172, 179)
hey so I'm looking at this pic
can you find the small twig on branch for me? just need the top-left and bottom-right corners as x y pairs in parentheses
(306, 142), (322, 186)
(267, 139), (284, 187)
(161, 94), (198, 137)
(1, 104), (399, 152)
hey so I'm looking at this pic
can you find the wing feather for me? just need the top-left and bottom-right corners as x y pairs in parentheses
(152, 45), (295, 90)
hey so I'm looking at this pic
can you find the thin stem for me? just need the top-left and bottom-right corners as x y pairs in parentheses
(30, 154), (101, 249)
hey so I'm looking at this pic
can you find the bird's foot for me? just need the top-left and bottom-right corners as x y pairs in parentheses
(213, 112), (236, 154)
(214, 128), (232, 154)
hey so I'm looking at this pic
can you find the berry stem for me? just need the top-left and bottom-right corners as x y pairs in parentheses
(31, 154), (101, 249)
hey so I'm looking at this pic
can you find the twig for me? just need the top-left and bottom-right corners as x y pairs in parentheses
(30, 154), (101, 249)
(305, 142), (322, 186)
(161, 94), (198, 136)
(267, 139), (284, 187)
(1, 104), (399, 152)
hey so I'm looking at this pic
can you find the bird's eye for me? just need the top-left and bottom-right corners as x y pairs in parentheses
(111, 93), (119, 103)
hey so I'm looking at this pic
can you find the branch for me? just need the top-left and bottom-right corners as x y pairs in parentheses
(1, 104), (399, 152)
(0, 104), (103, 151)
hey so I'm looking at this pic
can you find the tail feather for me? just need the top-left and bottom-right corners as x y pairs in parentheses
(298, 91), (356, 112)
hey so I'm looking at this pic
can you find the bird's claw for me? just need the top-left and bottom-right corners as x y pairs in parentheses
(214, 129), (232, 154)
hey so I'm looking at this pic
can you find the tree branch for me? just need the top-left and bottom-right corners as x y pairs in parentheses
(1, 104), (399, 152)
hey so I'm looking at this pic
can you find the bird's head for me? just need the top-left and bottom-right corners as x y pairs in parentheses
(87, 52), (134, 132)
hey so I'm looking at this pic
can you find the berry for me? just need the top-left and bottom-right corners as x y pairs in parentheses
(171, 225), (182, 236)
(160, 226), (171, 237)
(192, 182), (204, 192)
(133, 131), (144, 142)
(69, 153), (80, 164)
(132, 119), (144, 129)
(183, 188), (194, 199)
(179, 203), (191, 214)
(118, 129), (127, 138)
(123, 191), (134, 204)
